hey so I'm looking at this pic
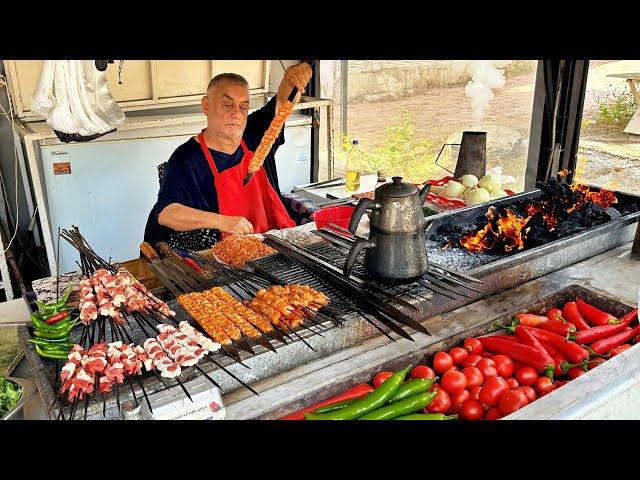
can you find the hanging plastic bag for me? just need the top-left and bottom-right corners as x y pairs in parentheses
(31, 60), (125, 143)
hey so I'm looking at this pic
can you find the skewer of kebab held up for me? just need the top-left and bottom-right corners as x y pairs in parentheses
(242, 60), (314, 186)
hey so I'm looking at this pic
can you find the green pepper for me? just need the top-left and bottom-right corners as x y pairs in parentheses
(312, 397), (361, 414)
(39, 344), (71, 353)
(28, 338), (75, 349)
(304, 367), (410, 420)
(33, 327), (72, 340)
(387, 378), (435, 404)
(358, 391), (437, 420)
(35, 344), (70, 360)
(394, 413), (459, 420)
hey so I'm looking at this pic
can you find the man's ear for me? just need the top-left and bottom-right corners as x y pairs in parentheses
(201, 95), (209, 114)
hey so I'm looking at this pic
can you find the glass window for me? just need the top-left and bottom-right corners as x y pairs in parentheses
(575, 60), (640, 194)
(319, 60), (538, 193)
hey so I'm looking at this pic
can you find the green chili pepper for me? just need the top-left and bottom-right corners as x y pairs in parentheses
(394, 413), (459, 420)
(35, 344), (70, 360)
(38, 343), (72, 352)
(33, 327), (72, 340)
(358, 391), (437, 420)
(312, 397), (362, 414)
(304, 367), (410, 420)
(28, 338), (75, 349)
(387, 378), (435, 404)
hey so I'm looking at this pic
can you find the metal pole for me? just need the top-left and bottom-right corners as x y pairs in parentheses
(340, 60), (348, 141)
(631, 220), (640, 259)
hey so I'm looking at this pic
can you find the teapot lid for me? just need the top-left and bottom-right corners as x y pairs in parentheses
(376, 176), (419, 198)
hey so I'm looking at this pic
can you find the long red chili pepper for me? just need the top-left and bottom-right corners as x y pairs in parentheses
(512, 316), (575, 337)
(514, 325), (555, 379)
(280, 383), (374, 420)
(547, 308), (565, 322)
(514, 313), (549, 327)
(478, 336), (554, 378)
(528, 328), (590, 364)
(576, 298), (620, 326)
(589, 325), (640, 355)
(562, 301), (591, 331)
(571, 308), (637, 344)
(44, 311), (70, 324)
(543, 342), (588, 375)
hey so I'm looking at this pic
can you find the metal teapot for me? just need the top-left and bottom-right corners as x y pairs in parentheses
(343, 177), (431, 280)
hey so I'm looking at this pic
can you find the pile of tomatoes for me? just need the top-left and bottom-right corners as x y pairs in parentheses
(373, 337), (560, 420)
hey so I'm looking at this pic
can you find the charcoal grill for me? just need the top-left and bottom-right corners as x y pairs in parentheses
(424, 186), (640, 294)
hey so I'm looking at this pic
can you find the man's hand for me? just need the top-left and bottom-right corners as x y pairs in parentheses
(217, 215), (254, 235)
(277, 62), (313, 111)
(284, 62), (313, 94)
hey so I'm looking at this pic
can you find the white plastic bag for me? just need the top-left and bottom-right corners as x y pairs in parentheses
(31, 60), (125, 140)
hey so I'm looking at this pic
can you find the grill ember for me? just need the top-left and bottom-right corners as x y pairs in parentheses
(458, 179), (621, 254)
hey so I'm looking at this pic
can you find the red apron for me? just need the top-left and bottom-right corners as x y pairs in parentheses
(197, 131), (295, 235)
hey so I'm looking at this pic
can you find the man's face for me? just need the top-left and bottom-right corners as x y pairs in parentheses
(202, 80), (250, 145)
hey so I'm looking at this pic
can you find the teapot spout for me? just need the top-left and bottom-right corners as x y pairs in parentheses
(419, 183), (431, 203)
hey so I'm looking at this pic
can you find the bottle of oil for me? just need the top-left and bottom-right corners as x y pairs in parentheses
(345, 139), (363, 191)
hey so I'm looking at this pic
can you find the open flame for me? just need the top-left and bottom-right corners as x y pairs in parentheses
(460, 183), (618, 254)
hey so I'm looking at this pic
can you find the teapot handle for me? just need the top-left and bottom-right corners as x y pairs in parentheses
(343, 237), (375, 277)
(348, 198), (379, 234)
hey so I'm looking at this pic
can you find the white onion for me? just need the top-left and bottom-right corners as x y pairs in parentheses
(459, 174), (479, 189)
(442, 181), (466, 199)
(478, 174), (501, 193)
(464, 187), (490, 205)
(489, 189), (509, 199)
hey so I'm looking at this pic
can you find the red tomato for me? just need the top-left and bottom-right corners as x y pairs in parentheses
(517, 386), (537, 403)
(462, 354), (483, 368)
(469, 386), (482, 401)
(478, 377), (508, 407)
(611, 344), (633, 356)
(372, 371), (393, 388)
(449, 389), (470, 414)
(476, 358), (496, 369)
(498, 389), (529, 416)
(449, 347), (469, 366)
(505, 377), (519, 389)
(534, 376), (556, 396)
(426, 387), (451, 414)
(461, 366), (484, 388)
(476, 358), (498, 379)
(567, 367), (586, 380)
(410, 365), (435, 380)
(463, 337), (483, 355)
(433, 352), (453, 375)
(485, 407), (503, 420)
(441, 370), (468, 394)
(514, 366), (539, 386)
(492, 354), (514, 378)
(587, 357), (606, 370)
(480, 351), (494, 359)
(461, 399), (485, 420)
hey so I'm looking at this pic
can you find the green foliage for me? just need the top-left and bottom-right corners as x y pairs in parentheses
(339, 110), (447, 183)
(595, 89), (638, 126)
